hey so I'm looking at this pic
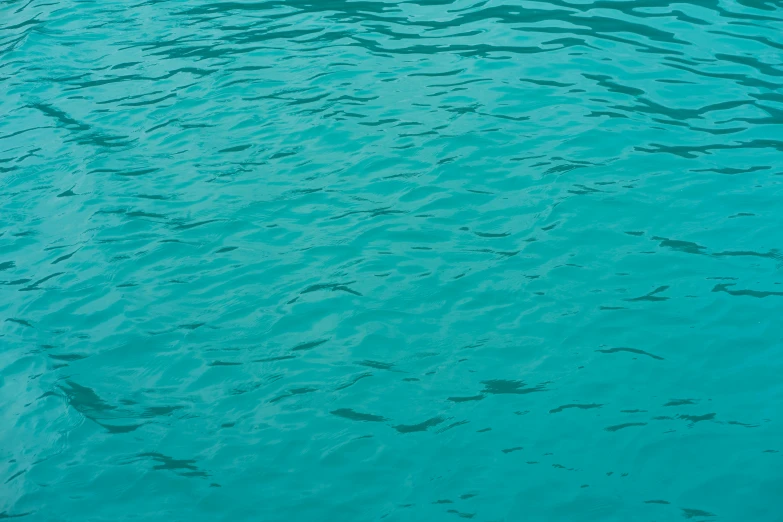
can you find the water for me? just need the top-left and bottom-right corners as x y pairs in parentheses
(1, 0), (782, 520)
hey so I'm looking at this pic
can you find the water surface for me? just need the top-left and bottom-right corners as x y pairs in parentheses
(1, 0), (782, 520)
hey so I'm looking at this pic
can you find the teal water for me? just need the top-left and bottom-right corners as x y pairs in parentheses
(1, 0), (782, 520)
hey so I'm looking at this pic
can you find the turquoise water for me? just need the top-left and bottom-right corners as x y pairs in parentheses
(1, 0), (782, 519)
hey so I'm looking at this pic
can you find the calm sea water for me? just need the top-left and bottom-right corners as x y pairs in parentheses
(2, 0), (782, 520)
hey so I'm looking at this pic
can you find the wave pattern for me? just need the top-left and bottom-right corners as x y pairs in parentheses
(1, 0), (782, 520)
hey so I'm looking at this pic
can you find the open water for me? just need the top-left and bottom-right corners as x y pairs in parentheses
(1, 0), (782, 520)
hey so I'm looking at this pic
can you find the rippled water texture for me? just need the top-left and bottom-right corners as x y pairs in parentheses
(2, 0), (783, 520)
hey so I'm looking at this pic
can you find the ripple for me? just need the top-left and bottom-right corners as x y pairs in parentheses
(1, 0), (781, 520)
